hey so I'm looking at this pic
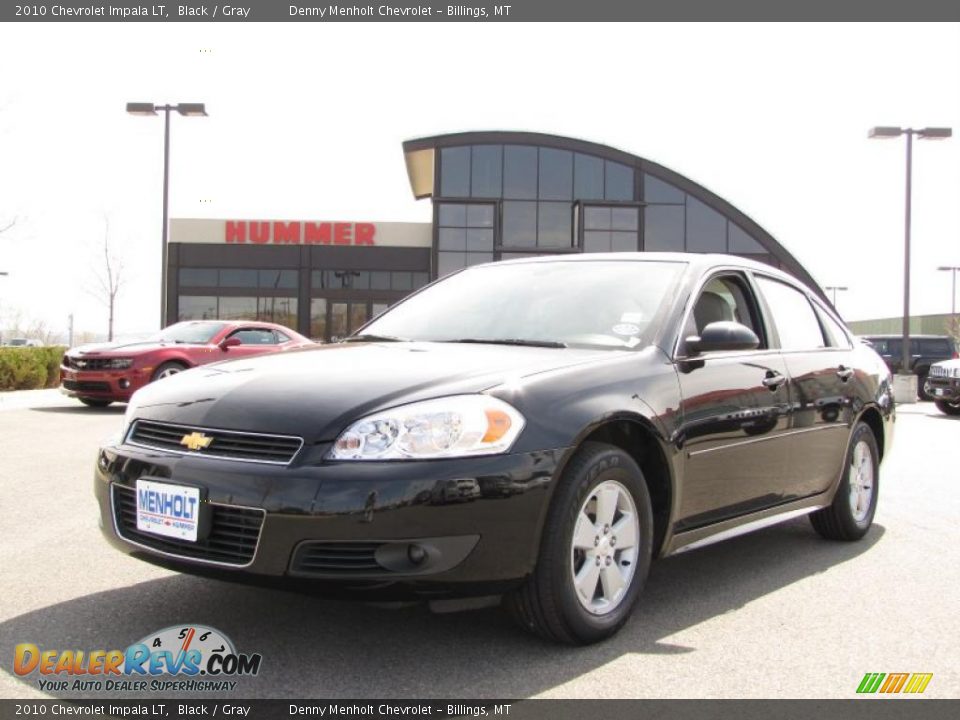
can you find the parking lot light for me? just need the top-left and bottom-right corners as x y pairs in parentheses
(937, 266), (960, 316)
(869, 125), (953, 401)
(127, 101), (207, 328)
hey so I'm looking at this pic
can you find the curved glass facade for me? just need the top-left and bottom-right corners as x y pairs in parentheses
(403, 132), (809, 288)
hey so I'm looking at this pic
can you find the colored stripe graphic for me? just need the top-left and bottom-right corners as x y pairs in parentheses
(880, 673), (909, 693)
(857, 673), (885, 693)
(903, 673), (933, 694)
(857, 672), (933, 694)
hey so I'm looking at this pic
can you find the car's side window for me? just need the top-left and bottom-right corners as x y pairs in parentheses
(228, 328), (278, 345)
(755, 276), (826, 351)
(813, 303), (852, 349)
(276, 331), (291, 343)
(681, 273), (766, 352)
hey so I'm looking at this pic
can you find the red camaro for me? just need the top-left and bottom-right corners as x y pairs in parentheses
(60, 320), (313, 407)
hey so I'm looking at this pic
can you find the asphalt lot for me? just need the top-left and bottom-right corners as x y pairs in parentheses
(1, 390), (958, 699)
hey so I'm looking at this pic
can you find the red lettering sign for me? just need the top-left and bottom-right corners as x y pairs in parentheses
(223, 221), (377, 246)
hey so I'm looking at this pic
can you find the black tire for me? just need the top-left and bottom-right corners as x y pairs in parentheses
(504, 442), (653, 644)
(810, 422), (879, 541)
(917, 374), (931, 401)
(934, 400), (960, 416)
(151, 361), (187, 382)
(78, 398), (112, 408)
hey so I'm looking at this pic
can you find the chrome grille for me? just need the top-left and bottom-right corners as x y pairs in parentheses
(127, 420), (303, 465)
(66, 356), (116, 371)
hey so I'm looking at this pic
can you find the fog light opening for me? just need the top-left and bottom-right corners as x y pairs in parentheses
(119, 379), (131, 389)
(407, 543), (428, 565)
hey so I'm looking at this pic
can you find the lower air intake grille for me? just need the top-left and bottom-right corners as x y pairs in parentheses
(291, 542), (385, 575)
(63, 380), (111, 393)
(128, 420), (303, 465)
(112, 484), (263, 566)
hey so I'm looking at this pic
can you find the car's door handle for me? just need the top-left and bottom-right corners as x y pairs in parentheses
(837, 366), (854, 382)
(762, 372), (786, 391)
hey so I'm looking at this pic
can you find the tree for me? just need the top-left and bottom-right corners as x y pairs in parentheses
(89, 218), (125, 341)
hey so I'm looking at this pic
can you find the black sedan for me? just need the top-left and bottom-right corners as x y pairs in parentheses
(95, 253), (894, 644)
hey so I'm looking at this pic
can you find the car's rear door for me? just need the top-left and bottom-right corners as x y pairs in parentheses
(753, 275), (854, 498)
(222, 327), (282, 359)
(673, 270), (793, 531)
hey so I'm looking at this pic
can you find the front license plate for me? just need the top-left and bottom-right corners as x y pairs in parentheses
(935, 388), (944, 397)
(136, 480), (201, 542)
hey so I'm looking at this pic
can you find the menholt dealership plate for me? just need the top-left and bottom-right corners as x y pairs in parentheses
(135, 479), (201, 542)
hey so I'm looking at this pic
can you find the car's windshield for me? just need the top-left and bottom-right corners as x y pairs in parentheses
(152, 322), (228, 344)
(359, 260), (686, 350)
(8, 339), (27, 346)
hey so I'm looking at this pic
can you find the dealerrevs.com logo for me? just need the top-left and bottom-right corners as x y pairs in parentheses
(13, 624), (262, 693)
(857, 672), (933, 695)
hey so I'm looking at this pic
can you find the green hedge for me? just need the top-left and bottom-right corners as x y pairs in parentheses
(0, 346), (67, 391)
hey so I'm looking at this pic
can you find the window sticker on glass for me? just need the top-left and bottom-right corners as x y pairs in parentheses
(612, 323), (641, 336)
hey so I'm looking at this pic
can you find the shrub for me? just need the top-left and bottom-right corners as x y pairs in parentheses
(0, 346), (67, 391)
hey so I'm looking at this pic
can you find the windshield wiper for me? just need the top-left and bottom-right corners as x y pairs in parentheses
(344, 334), (409, 343)
(447, 338), (567, 349)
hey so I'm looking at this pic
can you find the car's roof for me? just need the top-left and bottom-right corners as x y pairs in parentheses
(862, 333), (953, 340)
(490, 251), (803, 287)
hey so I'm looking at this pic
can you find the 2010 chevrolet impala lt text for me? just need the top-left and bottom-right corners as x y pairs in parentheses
(94, 253), (894, 644)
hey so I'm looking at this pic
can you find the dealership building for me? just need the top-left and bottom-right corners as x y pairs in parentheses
(168, 131), (821, 341)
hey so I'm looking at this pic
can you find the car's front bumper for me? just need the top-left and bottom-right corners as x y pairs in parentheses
(94, 441), (567, 599)
(924, 376), (960, 402)
(60, 365), (152, 402)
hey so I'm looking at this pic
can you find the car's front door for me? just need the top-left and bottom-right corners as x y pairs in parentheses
(674, 272), (793, 531)
(222, 327), (281, 358)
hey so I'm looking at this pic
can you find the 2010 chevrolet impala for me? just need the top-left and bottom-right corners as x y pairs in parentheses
(94, 253), (894, 644)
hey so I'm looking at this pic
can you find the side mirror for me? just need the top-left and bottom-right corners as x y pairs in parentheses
(219, 337), (242, 351)
(685, 321), (759, 356)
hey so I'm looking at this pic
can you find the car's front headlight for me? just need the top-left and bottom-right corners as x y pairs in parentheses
(328, 395), (525, 461)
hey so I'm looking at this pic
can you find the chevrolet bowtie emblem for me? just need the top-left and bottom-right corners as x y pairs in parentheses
(180, 432), (213, 451)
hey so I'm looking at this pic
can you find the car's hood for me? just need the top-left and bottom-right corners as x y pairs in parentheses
(70, 340), (202, 356)
(128, 341), (613, 442)
(932, 358), (960, 370)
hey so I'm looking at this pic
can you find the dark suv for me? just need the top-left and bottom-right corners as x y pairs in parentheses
(863, 334), (957, 400)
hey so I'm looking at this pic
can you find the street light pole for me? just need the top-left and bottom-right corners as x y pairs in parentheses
(824, 285), (848, 309)
(127, 102), (207, 329)
(869, 125), (952, 397)
(937, 266), (960, 316)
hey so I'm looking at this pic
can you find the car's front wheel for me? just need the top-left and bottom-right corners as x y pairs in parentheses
(934, 399), (960, 416)
(810, 422), (879, 541)
(505, 442), (653, 644)
(152, 362), (186, 382)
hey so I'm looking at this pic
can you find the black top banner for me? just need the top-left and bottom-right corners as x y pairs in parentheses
(4, 0), (960, 22)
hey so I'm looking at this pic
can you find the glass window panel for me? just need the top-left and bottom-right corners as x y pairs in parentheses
(179, 268), (218, 287)
(604, 162), (634, 201)
(330, 302), (349, 341)
(538, 148), (573, 200)
(438, 228), (467, 251)
(584, 206), (611, 231)
(499, 252), (544, 260)
(466, 228), (494, 251)
(611, 231), (638, 252)
(412, 272), (430, 288)
(350, 303), (369, 333)
(370, 271), (392, 290)
(257, 297), (297, 327)
(219, 269), (258, 288)
(643, 173), (685, 203)
(437, 251), (467, 277)
(644, 205), (685, 251)
(465, 252), (494, 267)
(309, 298), (327, 340)
(574, 153), (604, 200)
(178, 295), (217, 321)
(686, 197), (726, 252)
(755, 277), (826, 350)
(728, 222), (766, 253)
(611, 207), (639, 231)
(537, 202), (573, 248)
(584, 231), (611, 253)
(503, 145), (538, 199)
(816, 305), (852, 349)
(391, 272), (413, 291)
(440, 147), (470, 198)
(466, 204), (494, 228)
(471, 145), (502, 198)
(438, 203), (467, 227)
(372, 303), (389, 319)
(502, 201), (537, 247)
(228, 328), (277, 345)
(352, 271), (370, 290)
(258, 269), (298, 289)
(218, 296), (257, 320)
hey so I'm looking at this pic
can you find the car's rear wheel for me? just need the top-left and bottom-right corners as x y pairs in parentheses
(810, 422), (879, 541)
(152, 362), (186, 382)
(505, 442), (653, 644)
(934, 400), (960, 416)
(78, 398), (111, 408)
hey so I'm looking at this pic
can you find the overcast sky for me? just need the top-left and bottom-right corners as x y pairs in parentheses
(0, 22), (958, 338)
